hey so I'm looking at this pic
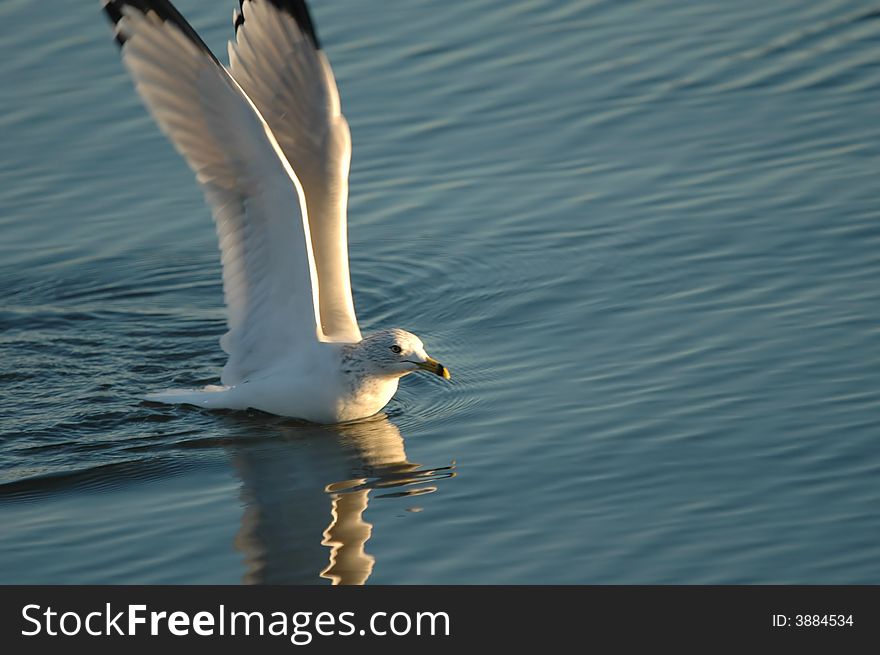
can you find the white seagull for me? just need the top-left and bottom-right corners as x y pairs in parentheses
(102, 0), (450, 424)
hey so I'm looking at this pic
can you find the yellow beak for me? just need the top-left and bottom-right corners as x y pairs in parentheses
(417, 356), (451, 380)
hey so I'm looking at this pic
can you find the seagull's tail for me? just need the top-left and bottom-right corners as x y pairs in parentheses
(143, 385), (231, 409)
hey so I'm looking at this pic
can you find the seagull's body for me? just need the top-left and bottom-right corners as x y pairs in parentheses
(149, 336), (403, 425)
(102, 0), (449, 423)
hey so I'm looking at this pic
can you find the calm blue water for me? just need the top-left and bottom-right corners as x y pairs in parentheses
(2, 0), (880, 584)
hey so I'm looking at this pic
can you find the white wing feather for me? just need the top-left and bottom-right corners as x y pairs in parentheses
(229, 0), (361, 343)
(106, 2), (324, 385)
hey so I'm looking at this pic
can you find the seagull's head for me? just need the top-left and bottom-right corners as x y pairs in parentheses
(357, 328), (451, 380)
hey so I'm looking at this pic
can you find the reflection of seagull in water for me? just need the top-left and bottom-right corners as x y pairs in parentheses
(102, 0), (450, 423)
(228, 417), (454, 584)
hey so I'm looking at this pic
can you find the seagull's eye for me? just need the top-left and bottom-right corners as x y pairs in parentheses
(390, 345), (402, 354)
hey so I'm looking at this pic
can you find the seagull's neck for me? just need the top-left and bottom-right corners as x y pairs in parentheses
(340, 341), (398, 381)
(336, 347), (401, 422)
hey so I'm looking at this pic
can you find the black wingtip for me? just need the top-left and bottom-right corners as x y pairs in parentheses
(102, 1), (127, 46)
(236, 0), (322, 49)
(103, 1), (123, 24)
(233, 7), (245, 33)
(101, 0), (222, 63)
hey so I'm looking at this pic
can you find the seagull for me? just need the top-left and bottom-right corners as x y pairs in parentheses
(101, 0), (451, 424)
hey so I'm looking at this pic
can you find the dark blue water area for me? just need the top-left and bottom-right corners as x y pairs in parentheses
(1, 0), (879, 583)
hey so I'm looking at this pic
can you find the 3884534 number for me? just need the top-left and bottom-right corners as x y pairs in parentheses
(794, 614), (853, 627)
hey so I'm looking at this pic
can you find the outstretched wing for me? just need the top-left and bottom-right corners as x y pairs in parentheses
(102, 0), (324, 385)
(229, 0), (361, 343)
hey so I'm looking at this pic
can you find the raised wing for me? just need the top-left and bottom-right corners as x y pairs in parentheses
(229, 0), (361, 343)
(103, 0), (324, 385)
